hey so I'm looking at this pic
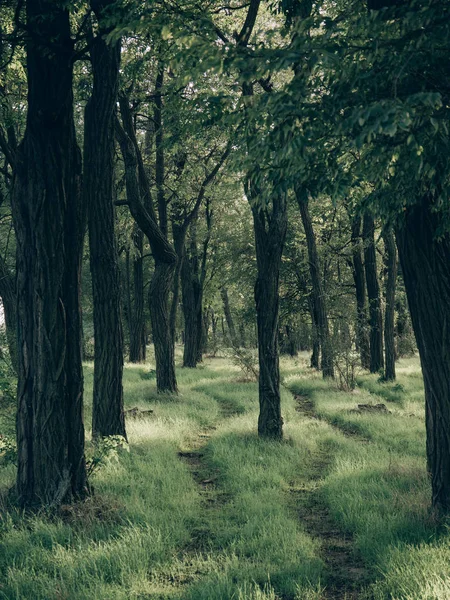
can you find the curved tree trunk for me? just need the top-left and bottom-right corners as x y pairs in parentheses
(86, 0), (125, 439)
(363, 213), (384, 373)
(115, 113), (178, 392)
(382, 227), (397, 381)
(395, 197), (450, 513)
(13, 0), (87, 507)
(296, 188), (334, 378)
(250, 188), (287, 440)
(350, 214), (370, 369)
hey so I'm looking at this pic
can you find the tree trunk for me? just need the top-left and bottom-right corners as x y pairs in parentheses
(181, 223), (204, 367)
(285, 324), (298, 357)
(296, 188), (334, 378)
(310, 304), (320, 369)
(0, 255), (17, 371)
(363, 213), (384, 373)
(211, 309), (218, 356)
(221, 287), (238, 347)
(115, 109), (178, 393)
(250, 188), (287, 440)
(181, 253), (198, 367)
(350, 214), (370, 369)
(129, 226), (146, 363)
(395, 197), (450, 513)
(382, 227), (397, 381)
(170, 222), (185, 352)
(149, 261), (177, 391)
(85, 0), (125, 439)
(13, 0), (87, 507)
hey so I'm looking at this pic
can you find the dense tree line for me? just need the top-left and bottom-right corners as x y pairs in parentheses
(0, 0), (449, 513)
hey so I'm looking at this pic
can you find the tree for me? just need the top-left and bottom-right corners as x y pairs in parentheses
(362, 213), (384, 373)
(382, 227), (397, 381)
(85, 0), (126, 438)
(349, 213), (370, 370)
(296, 188), (334, 378)
(115, 99), (179, 392)
(13, 0), (88, 506)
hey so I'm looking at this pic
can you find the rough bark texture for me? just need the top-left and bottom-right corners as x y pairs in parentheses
(296, 188), (334, 378)
(13, 0), (87, 507)
(395, 197), (450, 513)
(363, 213), (384, 373)
(129, 226), (146, 363)
(86, 0), (125, 438)
(382, 227), (397, 381)
(150, 261), (177, 391)
(250, 188), (287, 440)
(350, 215), (371, 370)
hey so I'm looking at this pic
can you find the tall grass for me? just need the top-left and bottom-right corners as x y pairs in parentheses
(0, 351), (448, 599)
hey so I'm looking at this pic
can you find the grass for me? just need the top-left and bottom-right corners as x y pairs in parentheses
(0, 350), (449, 599)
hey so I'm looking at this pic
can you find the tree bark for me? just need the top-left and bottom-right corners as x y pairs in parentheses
(13, 0), (87, 507)
(382, 227), (397, 381)
(395, 197), (450, 513)
(363, 213), (384, 373)
(296, 187), (334, 378)
(86, 0), (125, 438)
(350, 214), (371, 369)
(250, 187), (287, 440)
(129, 226), (146, 363)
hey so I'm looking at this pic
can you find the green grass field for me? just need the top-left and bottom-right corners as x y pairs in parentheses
(0, 350), (448, 599)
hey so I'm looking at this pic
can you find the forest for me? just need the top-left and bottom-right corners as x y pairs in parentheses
(0, 0), (449, 598)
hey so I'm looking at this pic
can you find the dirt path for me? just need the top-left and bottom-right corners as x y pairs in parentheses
(293, 394), (371, 600)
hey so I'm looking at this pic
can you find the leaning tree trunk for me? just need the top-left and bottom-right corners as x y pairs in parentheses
(395, 197), (450, 513)
(296, 188), (334, 378)
(12, 0), (87, 507)
(363, 213), (384, 373)
(115, 111), (178, 392)
(129, 225), (146, 363)
(382, 227), (397, 381)
(251, 189), (288, 440)
(85, 0), (125, 439)
(350, 214), (370, 369)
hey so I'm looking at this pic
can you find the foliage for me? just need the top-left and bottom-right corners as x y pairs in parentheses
(86, 435), (129, 478)
(226, 345), (259, 382)
(0, 433), (16, 466)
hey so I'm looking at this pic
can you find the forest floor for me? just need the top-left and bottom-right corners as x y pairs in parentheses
(1, 351), (450, 599)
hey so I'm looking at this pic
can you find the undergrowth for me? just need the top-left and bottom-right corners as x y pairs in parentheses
(0, 351), (447, 599)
